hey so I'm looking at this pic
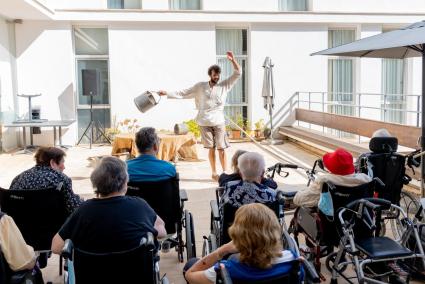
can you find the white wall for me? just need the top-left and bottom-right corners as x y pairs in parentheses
(43, 0), (107, 10)
(0, 17), (19, 151)
(249, 23), (328, 129)
(15, 20), (77, 146)
(108, 23), (216, 130)
(313, 0), (425, 13)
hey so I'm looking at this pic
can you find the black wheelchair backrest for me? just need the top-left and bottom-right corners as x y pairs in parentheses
(325, 180), (376, 212)
(369, 136), (398, 153)
(127, 175), (180, 235)
(358, 151), (406, 204)
(0, 187), (68, 250)
(319, 180), (376, 246)
(69, 233), (156, 284)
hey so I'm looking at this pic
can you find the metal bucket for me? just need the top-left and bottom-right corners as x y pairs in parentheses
(134, 91), (161, 113)
(174, 123), (189, 135)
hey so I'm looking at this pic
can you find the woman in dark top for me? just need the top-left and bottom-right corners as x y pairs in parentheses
(10, 147), (82, 214)
(51, 156), (166, 254)
(219, 150), (277, 189)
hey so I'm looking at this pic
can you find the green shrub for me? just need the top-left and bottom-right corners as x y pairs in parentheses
(184, 119), (201, 138)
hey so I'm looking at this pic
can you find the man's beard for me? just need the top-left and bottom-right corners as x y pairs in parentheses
(210, 78), (219, 84)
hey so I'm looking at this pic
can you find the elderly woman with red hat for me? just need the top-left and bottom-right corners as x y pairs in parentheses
(293, 148), (372, 207)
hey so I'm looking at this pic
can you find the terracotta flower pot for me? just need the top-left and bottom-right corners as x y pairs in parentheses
(231, 130), (241, 139)
(255, 129), (262, 138)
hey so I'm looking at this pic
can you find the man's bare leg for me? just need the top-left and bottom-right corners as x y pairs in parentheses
(209, 148), (218, 180)
(218, 149), (227, 173)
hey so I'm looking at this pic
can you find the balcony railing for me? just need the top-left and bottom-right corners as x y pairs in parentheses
(296, 91), (422, 127)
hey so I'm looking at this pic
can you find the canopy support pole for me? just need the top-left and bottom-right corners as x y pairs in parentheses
(421, 48), (425, 197)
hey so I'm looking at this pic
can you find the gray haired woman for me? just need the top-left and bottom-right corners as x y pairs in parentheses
(51, 156), (166, 254)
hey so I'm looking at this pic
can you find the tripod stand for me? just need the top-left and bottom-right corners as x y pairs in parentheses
(77, 95), (111, 149)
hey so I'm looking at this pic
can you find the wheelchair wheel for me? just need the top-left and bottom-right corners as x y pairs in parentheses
(184, 210), (196, 260)
(325, 252), (348, 273)
(390, 191), (420, 240)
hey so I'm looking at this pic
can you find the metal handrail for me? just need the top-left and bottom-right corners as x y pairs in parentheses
(293, 91), (422, 142)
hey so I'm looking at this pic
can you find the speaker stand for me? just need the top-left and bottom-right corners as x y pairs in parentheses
(76, 96), (111, 149)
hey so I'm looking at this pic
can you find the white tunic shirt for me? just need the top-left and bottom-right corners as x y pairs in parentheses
(167, 70), (241, 127)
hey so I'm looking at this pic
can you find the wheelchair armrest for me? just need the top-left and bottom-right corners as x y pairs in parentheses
(61, 239), (74, 261)
(300, 258), (320, 283)
(210, 200), (220, 221)
(179, 189), (188, 202)
(217, 264), (232, 284)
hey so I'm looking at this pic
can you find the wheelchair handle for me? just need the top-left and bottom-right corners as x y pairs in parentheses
(363, 197), (392, 209)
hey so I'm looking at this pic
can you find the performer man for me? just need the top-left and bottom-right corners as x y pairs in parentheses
(159, 51), (241, 181)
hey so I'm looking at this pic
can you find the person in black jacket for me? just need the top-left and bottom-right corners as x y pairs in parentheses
(218, 150), (277, 189)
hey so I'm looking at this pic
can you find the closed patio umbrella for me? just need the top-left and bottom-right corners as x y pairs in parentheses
(261, 57), (283, 145)
(312, 20), (425, 196)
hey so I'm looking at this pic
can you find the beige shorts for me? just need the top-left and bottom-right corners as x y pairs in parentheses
(200, 125), (230, 149)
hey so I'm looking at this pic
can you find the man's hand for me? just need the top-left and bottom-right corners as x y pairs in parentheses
(158, 90), (167, 96)
(226, 51), (235, 62)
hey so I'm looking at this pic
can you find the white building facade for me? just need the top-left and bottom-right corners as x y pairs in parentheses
(0, 0), (425, 151)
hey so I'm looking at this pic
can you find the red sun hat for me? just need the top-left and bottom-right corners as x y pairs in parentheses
(322, 148), (355, 175)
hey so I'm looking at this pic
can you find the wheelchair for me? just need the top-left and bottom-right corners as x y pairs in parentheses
(61, 232), (168, 284)
(329, 198), (425, 284)
(0, 185), (69, 275)
(202, 186), (286, 257)
(0, 212), (44, 284)
(356, 136), (421, 238)
(288, 178), (382, 279)
(214, 230), (320, 284)
(126, 173), (196, 262)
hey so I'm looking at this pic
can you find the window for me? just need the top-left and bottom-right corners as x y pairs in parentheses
(216, 29), (248, 122)
(328, 29), (355, 117)
(107, 0), (142, 9)
(170, 0), (201, 10)
(279, 0), (308, 11)
(73, 27), (111, 143)
(382, 59), (406, 124)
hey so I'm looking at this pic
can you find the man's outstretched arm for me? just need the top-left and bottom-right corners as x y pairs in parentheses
(158, 83), (198, 99)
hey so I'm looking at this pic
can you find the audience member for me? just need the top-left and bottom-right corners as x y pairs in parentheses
(218, 150), (277, 188)
(127, 127), (176, 182)
(51, 156), (166, 254)
(184, 203), (296, 283)
(294, 148), (372, 207)
(10, 147), (82, 214)
(221, 152), (276, 208)
(0, 211), (36, 272)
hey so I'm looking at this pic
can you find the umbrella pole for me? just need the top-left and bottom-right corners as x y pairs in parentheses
(422, 51), (425, 198)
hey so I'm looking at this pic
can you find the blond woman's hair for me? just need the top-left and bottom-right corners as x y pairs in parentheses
(228, 203), (282, 269)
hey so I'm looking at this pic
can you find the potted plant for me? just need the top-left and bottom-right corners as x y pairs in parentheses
(254, 119), (265, 138)
(184, 119), (201, 141)
(231, 114), (245, 139)
(119, 118), (140, 134)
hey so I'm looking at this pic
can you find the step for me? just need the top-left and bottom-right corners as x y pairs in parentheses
(279, 126), (369, 158)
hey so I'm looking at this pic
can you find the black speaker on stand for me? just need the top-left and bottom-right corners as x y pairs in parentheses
(77, 69), (111, 149)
